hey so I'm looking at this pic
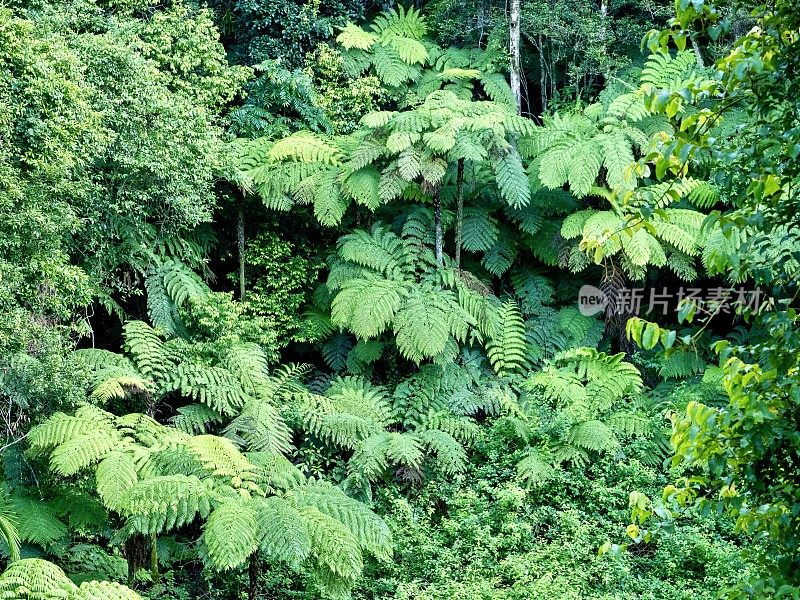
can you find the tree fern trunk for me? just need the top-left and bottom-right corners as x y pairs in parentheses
(238, 200), (246, 301)
(248, 554), (260, 600)
(434, 192), (444, 266)
(455, 159), (465, 270)
(509, 0), (523, 114)
(124, 534), (149, 585)
(150, 533), (159, 583)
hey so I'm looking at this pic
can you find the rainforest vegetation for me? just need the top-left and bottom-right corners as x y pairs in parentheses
(0, 0), (798, 598)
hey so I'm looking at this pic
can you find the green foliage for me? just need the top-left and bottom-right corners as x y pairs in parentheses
(3, 0), (796, 597)
(516, 348), (665, 475)
(0, 559), (142, 600)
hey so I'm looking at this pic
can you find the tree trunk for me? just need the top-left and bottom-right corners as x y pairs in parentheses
(454, 159), (465, 270)
(150, 533), (159, 583)
(248, 554), (260, 600)
(689, 33), (705, 67)
(238, 200), (246, 301)
(509, 0), (523, 114)
(434, 192), (444, 266)
(124, 534), (149, 586)
(538, 34), (547, 113)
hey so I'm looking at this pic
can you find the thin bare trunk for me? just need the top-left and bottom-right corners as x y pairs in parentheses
(509, 0), (522, 114)
(454, 159), (465, 270)
(238, 200), (246, 301)
(689, 33), (705, 67)
(599, 0), (611, 82)
(434, 193), (443, 266)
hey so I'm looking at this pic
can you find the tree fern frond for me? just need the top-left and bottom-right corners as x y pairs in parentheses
(10, 497), (67, 548)
(486, 300), (528, 375)
(255, 497), (311, 569)
(567, 420), (620, 453)
(0, 559), (78, 599)
(125, 475), (212, 535)
(289, 482), (391, 561)
(268, 132), (342, 165)
(95, 452), (138, 513)
(516, 450), (555, 488)
(49, 429), (122, 477)
(495, 148), (530, 208)
(203, 498), (259, 571)
(330, 274), (407, 340)
(75, 580), (143, 600)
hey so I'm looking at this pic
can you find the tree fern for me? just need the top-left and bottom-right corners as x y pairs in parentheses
(8, 496), (65, 549)
(0, 490), (19, 563)
(289, 482), (392, 561)
(521, 349), (652, 471)
(330, 274), (407, 340)
(171, 404), (224, 435)
(49, 429), (123, 477)
(166, 362), (249, 416)
(567, 419), (620, 452)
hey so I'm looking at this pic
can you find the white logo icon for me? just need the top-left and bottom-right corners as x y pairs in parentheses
(578, 285), (607, 317)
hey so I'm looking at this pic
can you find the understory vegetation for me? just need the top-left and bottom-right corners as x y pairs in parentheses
(1, 0), (798, 598)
